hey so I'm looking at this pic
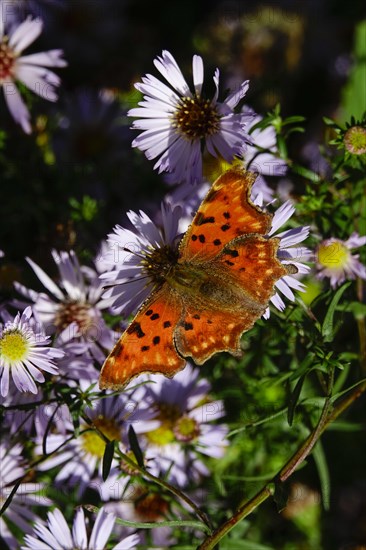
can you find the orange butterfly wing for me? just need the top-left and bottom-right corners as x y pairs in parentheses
(174, 236), (290, 364)
(174, 307), (260, 365)
(99, 288), (186, 390)
(179, 168), (272, 262)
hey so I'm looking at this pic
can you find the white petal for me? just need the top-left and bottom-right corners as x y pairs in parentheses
(2, 80), (31, 133)
(26, 257), (64, 300)
(192, 55), (204, 95)
(154, 50), (191, 97)
(18, 50), (67, 68)
(9, 17), (43, 53)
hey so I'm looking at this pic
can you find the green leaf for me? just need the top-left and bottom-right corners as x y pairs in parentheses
(128, 425), (145, 468)
(102, 439), (115, 481)
(85, 504), (211, 533)
(288, 374), (306, 426)
(282, 115), (306, 125)
(291, 162), (320, 182)
(321, 282), (351, 342)
(313, 441), (330, 510)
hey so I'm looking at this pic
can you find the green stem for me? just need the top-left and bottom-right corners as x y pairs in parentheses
(197, 378), (366, 550)
(356, 277), (366, 374)
(83, 415), (213, 531)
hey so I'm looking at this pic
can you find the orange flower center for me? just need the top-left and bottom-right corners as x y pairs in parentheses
(134, 491), (169, 521)
(0, 38), (15, 81)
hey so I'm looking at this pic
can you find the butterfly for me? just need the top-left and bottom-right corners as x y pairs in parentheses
(99, 168), (295, 390)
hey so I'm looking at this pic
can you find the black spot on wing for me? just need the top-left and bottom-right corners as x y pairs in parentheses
(221, 224), (230, 232)
(163, 321), (172, 328)
(195, 213), (215, 225)
(145, 309), (153, 316)
(205, 188), (219, 202)
(198, 234), (205, 243)
(223, 211), (231, 219)
(111, 341), (123, 357)
(224, 248), (239, 257)
(213, 239), (222, 246)
(153, 336), (160, 345)
(127, 321), (145, 338)
(141, 345), (150, 351)
(183, 322), (193, 331)
(150, 313), (160, 320)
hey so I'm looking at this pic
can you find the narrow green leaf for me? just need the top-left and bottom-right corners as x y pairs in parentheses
(84, 505), (211, 532)
(288, 375), (306, 426)
(291, 163), (320, 182)
(282, 115), (306, 125)
(277, 135), (287, 159)
(321, 282), (351, 342)
(128, 425), (145, 468)
(313, 441), (330, 510)
(102, 439), (115, 481)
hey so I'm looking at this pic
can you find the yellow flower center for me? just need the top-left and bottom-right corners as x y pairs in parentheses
(81, 416), (121, 458)
(0, 330), (29, 363)
(172, 95), (220, 140)
(0, 37), (16, 82)
(174, 415), (199, 442)
(317, 241), (349, 269)
(147, 403), (181, 446)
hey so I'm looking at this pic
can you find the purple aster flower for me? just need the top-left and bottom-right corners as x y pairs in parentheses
(100, 202), (182, 316)
(259, 199), (311, 317)
(14, 250), (115, 363)
(35, 390), (158, 496)
(316, 232), (366, 288)
(0, 440), (51, 550)
(128, 50), (251, 184)
(0, 306), (63, 396)
(241, 108), (288, 203)
(0, 10), (66, 133)
(1, 387), (54, 436)
(53, 88), (130, 167)
(21, 507), (140, 550)
(138, 363), (229, 487)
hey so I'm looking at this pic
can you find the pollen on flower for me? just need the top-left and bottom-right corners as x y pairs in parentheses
(0, 38), (15, 82)
(54, 301), (94, 335)
(0, 330), (29, 362)
(343, 125), (366, 155)
(173, 415), (199, 442)
(172, 96), (220, 140)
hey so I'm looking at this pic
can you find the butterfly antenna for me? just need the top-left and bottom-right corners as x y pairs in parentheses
(102, 274), (151, 291)
(121, 246), (148, 261)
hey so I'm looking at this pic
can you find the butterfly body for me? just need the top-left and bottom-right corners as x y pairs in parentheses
(100, 169), (294, 390)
